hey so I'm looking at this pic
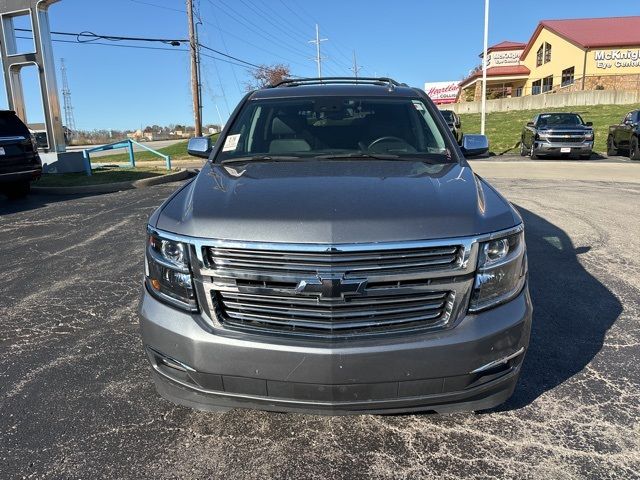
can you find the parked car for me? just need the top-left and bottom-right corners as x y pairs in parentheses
(520, 112), (594, 159)
(439, 109), (463, 144)
(607, 110), (640, 160)
(140, 77), (531, 414)
(0, 110), (42, 199)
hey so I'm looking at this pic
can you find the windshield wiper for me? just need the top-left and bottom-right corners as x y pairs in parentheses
(220, 155), (303, 165)
(314, 153), (400, 160)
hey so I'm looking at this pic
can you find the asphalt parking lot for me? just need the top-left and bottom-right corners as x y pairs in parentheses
(1, 163), (639, 479)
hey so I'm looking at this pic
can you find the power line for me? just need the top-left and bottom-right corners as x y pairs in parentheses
(208, 0), (312, 60)
(128, 0), (185, 13)
(15, 27), (262, 70)
(123, 0), (308, 69)
(15, 27), (186, 45)
(14, 35), (255, 70)
(198, 43), (262, 69)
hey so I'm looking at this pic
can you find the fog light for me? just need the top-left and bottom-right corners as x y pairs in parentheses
(150, 278), (161, 290)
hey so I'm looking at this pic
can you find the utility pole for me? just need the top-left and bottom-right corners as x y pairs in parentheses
(309, 24), (327, 78)
(480, 0), (489, 135)
(59, 58), (76, 136)
(350, 50), (362, 79)
(186, 0), (202, 136)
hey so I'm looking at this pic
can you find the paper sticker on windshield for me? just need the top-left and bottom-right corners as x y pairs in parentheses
(222, 134), (240, 152)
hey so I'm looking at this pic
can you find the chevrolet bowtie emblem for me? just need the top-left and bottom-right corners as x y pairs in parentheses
(295, 276), (367, 299)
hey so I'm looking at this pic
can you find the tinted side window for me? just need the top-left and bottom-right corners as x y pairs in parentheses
(0, 113), (30, 136)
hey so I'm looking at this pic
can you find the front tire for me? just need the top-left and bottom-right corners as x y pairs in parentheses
(630, 136), (640, 160)
(607, 135), (618, 157)
(519, 138), (527, 156)
(3, 181), (30, 199)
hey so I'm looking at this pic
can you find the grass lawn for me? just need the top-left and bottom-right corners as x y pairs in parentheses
(91, 133), (220, 163)
(458, 104), (635, 154)
(36, 166), (175, 187)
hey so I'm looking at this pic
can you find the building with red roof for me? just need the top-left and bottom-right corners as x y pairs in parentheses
(457, 16), (640, 103)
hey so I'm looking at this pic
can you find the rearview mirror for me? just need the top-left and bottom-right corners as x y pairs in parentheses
(585, 121), (593, 126)
(187, 136), (213, 158)
(461, 134), (489, 157)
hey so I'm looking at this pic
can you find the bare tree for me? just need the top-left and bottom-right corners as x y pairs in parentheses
(245, 64), (291, 90)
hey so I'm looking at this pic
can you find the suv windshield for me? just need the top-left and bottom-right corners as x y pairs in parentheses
(537, 113), (584, 127)
(216, 96), (451, 163)
(440, 110), (454, 122)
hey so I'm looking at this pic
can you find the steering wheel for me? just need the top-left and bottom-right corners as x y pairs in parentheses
(367, 136), (416, 154)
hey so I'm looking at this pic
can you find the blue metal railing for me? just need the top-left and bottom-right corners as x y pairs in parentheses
(82, 139), (172, 176)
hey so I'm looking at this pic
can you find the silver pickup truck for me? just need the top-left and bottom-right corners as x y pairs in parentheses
(139, 77), (532, 414)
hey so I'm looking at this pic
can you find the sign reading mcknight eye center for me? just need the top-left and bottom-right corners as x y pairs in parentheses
(594, 49), (640, 69)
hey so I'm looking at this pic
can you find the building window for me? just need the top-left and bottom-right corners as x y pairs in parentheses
(536, 45), (544, 67)
(514, 87), (523, 97)
(532, 80), (542, 95)
(561, 67), (575, 87)
(544, 42), (552, 63)
(542, 75), (554, 93)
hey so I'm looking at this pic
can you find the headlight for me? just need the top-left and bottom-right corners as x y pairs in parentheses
(145, 229), (198, 311)
(584, 131), (594, 140)
(469, 228), (527, 312)
(537, 131), (549, 139)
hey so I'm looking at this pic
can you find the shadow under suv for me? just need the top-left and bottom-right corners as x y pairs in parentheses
(140, 78), (532, 414)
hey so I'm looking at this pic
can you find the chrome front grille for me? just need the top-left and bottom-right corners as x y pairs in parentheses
(546, 131), (588, 143)
(192, 239), (477, 338)
(206, 245), (462, 277)
(213, 287), (454, 336)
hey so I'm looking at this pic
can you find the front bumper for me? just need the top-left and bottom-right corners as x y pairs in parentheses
(534, 140), (593, 156)
(140, 285), (532, 414)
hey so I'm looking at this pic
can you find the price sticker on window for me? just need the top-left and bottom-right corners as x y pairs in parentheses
(222, 134), (240, 152)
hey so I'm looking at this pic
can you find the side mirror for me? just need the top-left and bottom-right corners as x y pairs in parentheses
(585, 121), (593, 126)
(526, 121), (535, 127)
(461, 134), (489, 157)
(455, 120), (461, 128)
(187, 136), (212, 158)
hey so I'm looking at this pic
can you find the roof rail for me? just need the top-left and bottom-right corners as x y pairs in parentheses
(269, 77), (406, 89)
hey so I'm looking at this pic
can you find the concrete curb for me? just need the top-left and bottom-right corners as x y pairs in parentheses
(31, 169), (192, 195)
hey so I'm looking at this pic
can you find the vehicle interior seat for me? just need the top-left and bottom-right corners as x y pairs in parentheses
(268, 114), (312, 153)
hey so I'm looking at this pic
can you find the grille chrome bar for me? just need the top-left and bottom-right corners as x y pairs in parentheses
(207, 245), (462, 277)
(215, 289), (453, 334)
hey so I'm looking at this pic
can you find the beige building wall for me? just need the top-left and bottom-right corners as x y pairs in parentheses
(521, 28), (586, 93)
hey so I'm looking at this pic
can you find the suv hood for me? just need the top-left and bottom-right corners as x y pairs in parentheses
(540, 124), (591, 132)
(156, 160), (519, 244)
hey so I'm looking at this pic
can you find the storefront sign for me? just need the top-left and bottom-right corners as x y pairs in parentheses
(424, 81), (460, 104)
(486, 50), (522, 67)
(594, 49), (640, 69)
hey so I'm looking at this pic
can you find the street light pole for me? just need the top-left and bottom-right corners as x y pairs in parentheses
(480, 0), (489, 135)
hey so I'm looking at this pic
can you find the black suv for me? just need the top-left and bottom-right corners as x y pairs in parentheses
(440, 109), (462, 144)
(0, 110), (42, 198)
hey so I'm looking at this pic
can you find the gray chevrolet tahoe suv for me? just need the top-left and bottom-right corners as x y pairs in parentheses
(140, 78), (532, 414)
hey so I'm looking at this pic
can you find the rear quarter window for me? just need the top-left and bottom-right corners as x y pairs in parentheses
(0, 112), (30, 136)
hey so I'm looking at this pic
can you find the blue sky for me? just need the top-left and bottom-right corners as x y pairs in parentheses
(2, 0), (637, 130)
